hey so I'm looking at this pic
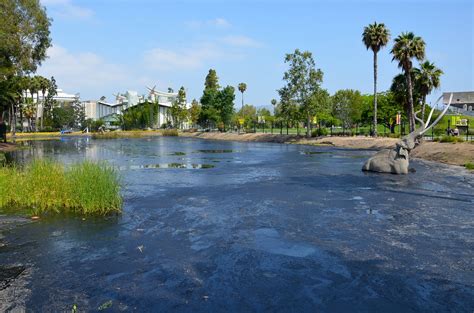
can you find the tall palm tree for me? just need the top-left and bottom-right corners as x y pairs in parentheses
(238, 83), (247, 111)
(362, 22), (390, 137)
(391, 32), (425, 132)
(38, 76), (50, 130)
(413, 61), (443, 121)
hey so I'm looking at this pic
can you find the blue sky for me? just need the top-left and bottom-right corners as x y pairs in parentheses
(38, 0), (473, 108)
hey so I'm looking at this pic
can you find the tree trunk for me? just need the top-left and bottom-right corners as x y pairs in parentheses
(241, 92), (244, 111)
(40, 90), (45, 129)
(35, 93), (39, 131)
(373, 51), (378, 137)
(405, 69), (415, 132)
(421, 94), (427, 123)
(306, 114), (311, 138)
(11, 103), (16, 135)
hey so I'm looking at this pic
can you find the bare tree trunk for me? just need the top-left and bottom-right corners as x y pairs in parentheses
(421, 94), (427, 122)
(241, 92), (244, 111)
(373, 51), (378, 137)
(405, 70), (415, 132)
(306, 114), (311, 138)
(35, 92), (40, 131)
(40, 91), (44, 129)
(11, 103), (16, 135)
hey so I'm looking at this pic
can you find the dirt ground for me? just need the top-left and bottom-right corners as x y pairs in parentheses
(0, 143), (17, 152)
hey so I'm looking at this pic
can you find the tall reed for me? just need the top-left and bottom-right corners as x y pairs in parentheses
(0, 160), (122, 216)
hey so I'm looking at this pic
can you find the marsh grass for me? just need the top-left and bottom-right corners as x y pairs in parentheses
(162, 129), (179, 136)
(0, 160), (122, 216)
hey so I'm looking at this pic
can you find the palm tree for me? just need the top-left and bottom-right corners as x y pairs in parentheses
(413, 61), (443, 121)
(391, 32), (425, 132)
(38, 76), (50, 130)
(238, 83), (247, 111)
(362, 22), (390, 137)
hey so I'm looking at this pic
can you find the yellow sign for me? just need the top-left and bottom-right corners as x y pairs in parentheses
(238, 118), (245, 125)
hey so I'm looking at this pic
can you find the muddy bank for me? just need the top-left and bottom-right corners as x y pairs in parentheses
(0, 143), (17, 152)
(181, 132), (474, 167)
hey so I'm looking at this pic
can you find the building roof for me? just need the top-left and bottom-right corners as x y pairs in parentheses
(443, 92), (474, 105)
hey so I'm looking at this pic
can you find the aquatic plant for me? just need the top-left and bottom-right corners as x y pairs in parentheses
(162, 129), (179, 136)
(0, 160), (122, 216)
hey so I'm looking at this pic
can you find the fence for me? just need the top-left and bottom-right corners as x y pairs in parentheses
(230, 117), (473, 141)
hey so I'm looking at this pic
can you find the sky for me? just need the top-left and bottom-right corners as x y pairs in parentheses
(37, 0), (473, 109)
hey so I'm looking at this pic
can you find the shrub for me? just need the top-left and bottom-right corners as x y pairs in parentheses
(438, 135), (464, 143)
(312, 128), (328, 137)
(162, 129), (179, 136)
(0, 160), (122, 216)
(465, 163), (474, 170)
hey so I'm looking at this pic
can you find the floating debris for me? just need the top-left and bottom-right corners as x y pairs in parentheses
(98, 300), (113, 311)
(137, 245), (144, 253)
(120, 163), (215, 170)
(196, 149), (234, 153)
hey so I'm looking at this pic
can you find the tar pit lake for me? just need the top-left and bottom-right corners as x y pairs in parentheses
(1, 136), (473, 312)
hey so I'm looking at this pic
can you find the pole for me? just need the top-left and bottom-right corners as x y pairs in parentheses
(467, 120), (469, 141)
(286, 122), (288, 135)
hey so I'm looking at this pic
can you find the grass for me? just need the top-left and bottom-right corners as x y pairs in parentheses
(465, 163), (474, 170)
(0, 160), (122, 216)
(436, 135), (465, 143)
(162, 129), (179, 136)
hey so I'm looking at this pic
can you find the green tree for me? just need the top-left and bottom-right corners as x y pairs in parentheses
(238, 83), (247, 111)
(391, 32), (425, 131)
(390, 72), (422, 124)
(413, 61), (443, 121)
(278, 49), (324, 138)
(217, 85), (235, 131)
(236, 104), (257, 130)
(332, 89), (364, 129)
(0, 0), (51, 78)
(199, 69), (220, 128)
(362, 22), (390, 136)
(189, 99), (201, 128)
(170, 86), (188, 128)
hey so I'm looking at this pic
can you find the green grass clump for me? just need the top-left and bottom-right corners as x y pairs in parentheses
(162, 129), (179, 136)
(437, 135), (464, 143)
(465, 163), (474, 170)
(0, 160), (122, 216)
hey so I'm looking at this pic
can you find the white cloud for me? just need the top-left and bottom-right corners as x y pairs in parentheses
(41, 0), (93, 19)
(37, 45), (128, 98)
(186, 17), (231, 29)
(143, 45), (222, 71)
(220, 35), (263, 47)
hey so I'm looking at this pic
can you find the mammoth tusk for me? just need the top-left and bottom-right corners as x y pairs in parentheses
(420, 93), (453, 135)
(414, 110), (425, 129)
(425, 95), (442, 127)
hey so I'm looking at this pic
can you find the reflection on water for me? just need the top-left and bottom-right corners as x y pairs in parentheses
(0, 137), (473, 312)
(119, 163), (215, 170)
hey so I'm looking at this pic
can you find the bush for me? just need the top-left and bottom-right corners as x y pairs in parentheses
(465, 163), (474, 170)
(0, 160), (122, 216)
(437, 135), (464, 143)
(312, 128), (328, 137)
(162, 129), (179, 136)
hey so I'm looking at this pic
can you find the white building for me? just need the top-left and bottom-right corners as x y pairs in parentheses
(82, 88), (188, 128)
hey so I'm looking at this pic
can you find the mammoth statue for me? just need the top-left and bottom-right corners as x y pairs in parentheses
(362, 94), (453, 174)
